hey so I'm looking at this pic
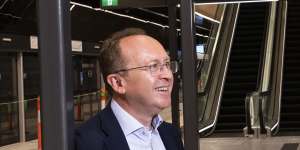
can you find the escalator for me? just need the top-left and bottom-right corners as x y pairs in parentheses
(213, 3), (269, 135)
(279, 0), (300, 134)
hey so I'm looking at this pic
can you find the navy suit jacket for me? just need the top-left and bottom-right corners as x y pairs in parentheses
(75, 104), (184, 150)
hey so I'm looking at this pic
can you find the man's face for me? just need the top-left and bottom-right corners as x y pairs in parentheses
(119, 35), (174, 116)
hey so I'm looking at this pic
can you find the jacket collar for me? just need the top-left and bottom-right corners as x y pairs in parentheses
(98, 101), (179, 150)
(158, 122), (181, 150)
(99, 103), (130, 150)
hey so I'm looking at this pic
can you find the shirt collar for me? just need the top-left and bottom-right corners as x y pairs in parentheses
(110, 99), (163, 136)
(152, 114), (163, 130)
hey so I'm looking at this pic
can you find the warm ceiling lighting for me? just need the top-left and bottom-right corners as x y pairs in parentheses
(194, 0), (278, 5)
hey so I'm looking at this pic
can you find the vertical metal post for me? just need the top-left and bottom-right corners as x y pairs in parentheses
(100, 74), (106, 110)
(17, 52), (26, 142)
(96, 59), (101, 91)
(168, 0), (180, 128)
(180, 0), (199, 149)
(95, 59), (102, 110)
(37, 0), (74, 149)
(11, 54), (17, 133)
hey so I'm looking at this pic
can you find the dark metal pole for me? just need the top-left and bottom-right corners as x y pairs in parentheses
(180, 0), (199, 149)
(168, 0), (180, 129)
(37, 0), (74, 149)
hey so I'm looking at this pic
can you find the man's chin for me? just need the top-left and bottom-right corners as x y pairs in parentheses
(158, 99), (171, 109)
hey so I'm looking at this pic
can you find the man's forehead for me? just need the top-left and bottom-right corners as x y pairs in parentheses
(120, 34), (152, 44)
(120, 36), (168, 63)
(120, 35), (162, 50)
(148, 57), (171, 62)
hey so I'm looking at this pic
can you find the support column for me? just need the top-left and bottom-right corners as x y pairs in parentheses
(168, 0), (180, 128)
(96, 59), (101, 91)
(37, 0), (74, 149)
(17, 52), (26, 142)
(180, 0), (199, 149)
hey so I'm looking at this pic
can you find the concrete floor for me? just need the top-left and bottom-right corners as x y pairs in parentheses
(1, 136), (300, 150)
(0, 140), (37, 150)
(1, 105), (300, 150)
(200, 136), (300, 150)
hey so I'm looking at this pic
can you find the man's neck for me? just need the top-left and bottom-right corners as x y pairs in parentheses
(112, 96), (154, 128)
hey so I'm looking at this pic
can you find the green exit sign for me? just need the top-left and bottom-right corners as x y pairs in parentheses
(101, 0), (118, 6)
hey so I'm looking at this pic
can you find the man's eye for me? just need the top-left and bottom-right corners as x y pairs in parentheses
(165, 62), (171, 67)
(150, 63), (159, 69)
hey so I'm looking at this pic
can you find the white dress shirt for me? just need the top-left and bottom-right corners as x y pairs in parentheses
(111, 99), (166, 150)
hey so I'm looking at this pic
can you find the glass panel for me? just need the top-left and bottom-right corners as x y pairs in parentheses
(23, 54), (40, 141)
(194, 4), (226, 127)
(74, 89), (101, 128)
(0, 54), (19, 146)
(194, 4), (224, 93)
(24, 98), (38, 141)
(0, 103), (19, 146)
(73, 56), (101, 127)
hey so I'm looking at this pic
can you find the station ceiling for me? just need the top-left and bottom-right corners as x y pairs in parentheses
(0, 0), (210, 45)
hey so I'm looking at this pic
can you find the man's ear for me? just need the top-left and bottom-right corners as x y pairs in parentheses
(106, 74), (126, 94)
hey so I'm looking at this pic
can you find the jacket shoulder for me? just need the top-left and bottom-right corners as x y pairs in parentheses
(159, 122), (184, 150)
(75, 112), (106, 150)
(160, 122), (182, 136)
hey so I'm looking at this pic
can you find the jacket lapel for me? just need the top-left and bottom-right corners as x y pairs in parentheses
(99, 104), (130, 150)
(158, 122), (178, 150)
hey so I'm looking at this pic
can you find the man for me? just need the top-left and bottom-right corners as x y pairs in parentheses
(75, 28), (184, 150)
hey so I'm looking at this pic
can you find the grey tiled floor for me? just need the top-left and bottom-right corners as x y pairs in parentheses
(1, 105), (300, 150)
(1, 136), (300, 150)
(0, 140), (37, 150)
(200, 136), (300, 150)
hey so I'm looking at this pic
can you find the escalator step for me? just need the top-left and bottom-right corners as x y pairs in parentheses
(221, 99), (245, 106)
(224, 83), (257, 89)
(213, 2), (267, 136)
(282, 86), (300, 91)
(225, 74), (258, 82)
(215, 122), (245, 131)
(281, 105), (300, 113)
(217, 114), (245, 123)
(230, 48), (260, 55)
(219, 106), (244, 114)
(280, 121), (300, 128)
(281, 113), (300, 121)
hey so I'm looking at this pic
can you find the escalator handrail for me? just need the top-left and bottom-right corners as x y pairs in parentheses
(196, 6), (225, 94)
(265, 0), (287, 134)
(245, 90), (269, 135)
(198, 4), (240, 134)
(197, 5), (227, 121)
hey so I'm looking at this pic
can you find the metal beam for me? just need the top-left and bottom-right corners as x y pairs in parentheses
(17, 52), (26, 142)
(37, 0), (74, 149)
(100, 0), (167, 8)
(180, 0), (199, 149)
(168, 0), (180, 129)
(193, 0), (277, 4)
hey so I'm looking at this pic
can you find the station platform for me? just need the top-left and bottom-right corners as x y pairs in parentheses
(0, 140), (37, 150)
(1, 105), (299, 150)
(1, 136), (300, 150)
(200, 136), (300, 150)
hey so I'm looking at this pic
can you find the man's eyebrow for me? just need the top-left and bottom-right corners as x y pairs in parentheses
(164, 58), (171, 61)
(147, 58), (170, 64)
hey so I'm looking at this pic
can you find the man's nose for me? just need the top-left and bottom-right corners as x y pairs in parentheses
(159, 64), (170, 72)
(158, 65), (173, 80)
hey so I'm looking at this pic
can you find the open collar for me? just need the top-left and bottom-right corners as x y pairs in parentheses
(99, 102), (130, 150)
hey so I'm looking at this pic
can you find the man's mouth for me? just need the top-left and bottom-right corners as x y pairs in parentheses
(155, 86), (169, 92)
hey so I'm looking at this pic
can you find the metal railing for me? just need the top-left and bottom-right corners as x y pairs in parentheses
(73, 91), (103, 122)
(264, 0), (287, 136)
(244, 91), (269, 137)
(0, 90), (106, 146)
(244, 0), (287, 137)
(198, 3), (240, 135)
